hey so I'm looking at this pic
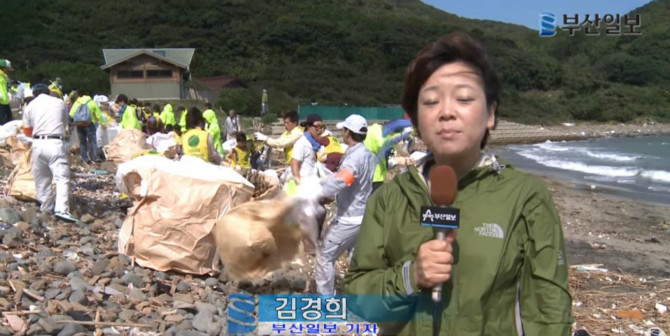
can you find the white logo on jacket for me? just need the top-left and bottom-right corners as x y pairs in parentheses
(475, 223), (504, 239)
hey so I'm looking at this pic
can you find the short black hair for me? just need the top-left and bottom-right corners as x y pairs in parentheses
(116, 94), (129, 104)
(347, 128), (366, 143)
(402, 32), (501, 149)
(283, 110), (299, 124)
(236, 132), (247, 143)
(186, 107), (204, 129)
(32, 84), (50, 96)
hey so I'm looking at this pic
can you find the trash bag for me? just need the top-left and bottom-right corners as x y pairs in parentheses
(116, 155), (254, 275)
(0, 135), (30, 169)
(6, 148), (37, 202)
(213, 196), (320, 281)
(103, 129), (152, 163)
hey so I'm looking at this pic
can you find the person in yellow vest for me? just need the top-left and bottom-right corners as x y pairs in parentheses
(146, 104), (163, 135)
(226, 132), (251, 170)
(178, 106), (189, 134)
(253, 110), (303, 165)
(202, 103), (224, 156)
(69, 89), (103, 163)
(180, 107), (222, 165)
(362, 123), (386, 191)
(317, 129), (345, 172)
(160, 103), (176, 132)
(0, 59), (12, 125)
(116, 94), (141, 130)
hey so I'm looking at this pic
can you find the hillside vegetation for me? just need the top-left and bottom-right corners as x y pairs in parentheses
(1, 0), (668, 124)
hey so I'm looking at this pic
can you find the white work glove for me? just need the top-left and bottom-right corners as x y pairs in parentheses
(285, 176), (325, 250)
(254, 132), (268, 142)
(294, 176), (324, 203)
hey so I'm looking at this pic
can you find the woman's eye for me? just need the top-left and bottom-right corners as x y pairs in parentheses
(457, 97), (474, 103)
(421, 100), (438, 106)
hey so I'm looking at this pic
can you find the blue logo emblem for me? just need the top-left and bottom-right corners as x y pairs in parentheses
(227, 293), (256, 335)
(539, 12), (557, 37)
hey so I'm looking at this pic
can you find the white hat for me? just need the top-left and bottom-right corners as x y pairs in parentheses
(23, 88), (34, 99)
(336, 114), (368, 135)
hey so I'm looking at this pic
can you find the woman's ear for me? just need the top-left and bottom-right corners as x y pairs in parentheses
(486, 102), (497, 130)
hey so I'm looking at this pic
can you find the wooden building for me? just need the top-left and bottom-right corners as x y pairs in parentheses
(100, 48), (195, 100)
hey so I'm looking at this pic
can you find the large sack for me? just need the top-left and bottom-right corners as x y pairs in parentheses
(243, 169), (283, 201)
(146, 132), (177, 154)
(103, 129), (152, 163)
(6, 149), (37, 202)
(0, 135), (31, 169)
(0, 120), (23, 144)
(214, 187), (321, 281)
(214, 199), (302, 281)
(116, 155), (255, 275)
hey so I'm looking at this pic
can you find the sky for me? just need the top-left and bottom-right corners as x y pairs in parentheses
(422, 0), (653, 30)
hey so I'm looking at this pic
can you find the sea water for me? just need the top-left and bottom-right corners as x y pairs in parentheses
(496, 135), (670, 204)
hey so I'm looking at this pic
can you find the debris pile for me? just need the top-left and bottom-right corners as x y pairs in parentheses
(570, 265), (670, 334)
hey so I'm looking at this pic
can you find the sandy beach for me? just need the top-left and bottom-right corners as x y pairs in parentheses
(534, 174), (670, 334)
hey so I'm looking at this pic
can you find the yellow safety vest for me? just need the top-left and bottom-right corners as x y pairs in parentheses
(182, 129), (210, 162)
(233, 146), (251, 169)
(283, 126), (304, 164)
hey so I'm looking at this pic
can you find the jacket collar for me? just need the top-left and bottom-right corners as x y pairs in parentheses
(408, 151), (508, 195)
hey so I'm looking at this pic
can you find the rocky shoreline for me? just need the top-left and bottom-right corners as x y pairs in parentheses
(489, 120), (670, 145)
(0, 121), (668, 335)
(0, 162), (315, 336)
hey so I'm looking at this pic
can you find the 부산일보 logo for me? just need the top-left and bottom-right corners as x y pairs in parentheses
(227, 293), (256, 335)
(539, 12), (557, 37)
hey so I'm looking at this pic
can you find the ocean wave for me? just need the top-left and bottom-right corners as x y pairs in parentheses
(584, 150), (638, 162)
(533, 141), (571, 152)
(649, 185), (670, 192)
(640, 170), (670, 184)
(517, 151), (639, 177)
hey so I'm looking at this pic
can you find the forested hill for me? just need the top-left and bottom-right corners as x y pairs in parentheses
(1, 0), (668, 124)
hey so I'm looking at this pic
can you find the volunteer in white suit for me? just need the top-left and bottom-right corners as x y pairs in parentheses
(22, 84), (78, 222)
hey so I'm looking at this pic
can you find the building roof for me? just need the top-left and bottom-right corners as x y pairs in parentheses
(198, 75), (248, 90)
(100, 48), (195, 70)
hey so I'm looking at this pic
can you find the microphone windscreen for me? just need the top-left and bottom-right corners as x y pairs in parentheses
(428, 165), (457, 206)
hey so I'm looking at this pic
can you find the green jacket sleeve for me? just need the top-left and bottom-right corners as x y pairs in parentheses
(69, 101), (79, 118)
(88, 100), (102, 125)
(519, 186), (574, 335)
(344, 190), (419, 329)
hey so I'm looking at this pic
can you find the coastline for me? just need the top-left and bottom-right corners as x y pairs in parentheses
(489, 120), (670, 145)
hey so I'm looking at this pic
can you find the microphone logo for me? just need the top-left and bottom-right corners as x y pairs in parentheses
(420, 206), (460, 230)
(422, 209), (457, 223)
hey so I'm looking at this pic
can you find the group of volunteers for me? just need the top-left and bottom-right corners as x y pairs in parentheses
(4, 31), (574, 335)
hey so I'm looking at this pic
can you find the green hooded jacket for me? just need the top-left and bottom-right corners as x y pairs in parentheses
(344, 155), (573, 335)
(160, 104), (176, 127)
(202, 109), (224, 155)
(120, 104), (141, 131)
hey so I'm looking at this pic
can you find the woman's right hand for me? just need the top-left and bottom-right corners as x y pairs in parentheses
(413, 230), (457, 289)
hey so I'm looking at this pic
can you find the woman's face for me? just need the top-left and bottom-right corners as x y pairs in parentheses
(417, 61), (496, 160)
(308, 122), (324, 138)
